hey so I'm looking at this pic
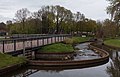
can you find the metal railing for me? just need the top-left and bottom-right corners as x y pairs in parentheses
(0, 34), (71, 54)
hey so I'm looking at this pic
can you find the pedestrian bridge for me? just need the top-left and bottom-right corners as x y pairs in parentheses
(0, 34), (70, 56)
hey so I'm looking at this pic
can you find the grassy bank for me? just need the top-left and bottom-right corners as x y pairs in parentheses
(39, 37), (90, 53)
(40, 43), (74, 53)
(104, 39), (120, 48)
(0, 53), (25, 69)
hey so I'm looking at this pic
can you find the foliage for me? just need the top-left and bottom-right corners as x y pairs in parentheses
(0, 53), (26, 69)
(7, 5), (98, 35)
(106, 0), (120, 22)
(63, 37), (90, 45)
(72, 37), (90, 44)
(104, 39), (120, 48)
(39, 43), (74, 53)
(63, 38), (74, 45)
(102, 19), (117, 38)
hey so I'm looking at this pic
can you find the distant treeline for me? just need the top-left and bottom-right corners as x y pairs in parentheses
(2, 5), (118, 38)
(5, 5), (98, 35)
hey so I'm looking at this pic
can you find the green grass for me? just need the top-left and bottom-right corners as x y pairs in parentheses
(39, 37), (90, 53)
(104, 39), (120, 48)
(63, 37), (90, 45)
(0, 53), (26, 69)
(40, 43), (74, 53)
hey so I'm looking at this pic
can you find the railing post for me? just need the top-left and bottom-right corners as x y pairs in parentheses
(30, 39), (32, 48)
(23, 40), (25, 56)
(60, 36), (62, 41)
(47, 37), (49, 44)
(37, 39), (39, 47)
(58, 36), (59, 42)
(14, 40), (16, 51)
(55, 36), (56, 43)
(3, 41), (5, 53)
(51, 37), (53, 44)
(42, 38), (44, 45)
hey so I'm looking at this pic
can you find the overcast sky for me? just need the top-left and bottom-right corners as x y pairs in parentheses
(0, 0), (110, 23)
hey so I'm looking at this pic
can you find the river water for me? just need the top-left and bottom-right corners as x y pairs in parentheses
(3, 43), (120, 77)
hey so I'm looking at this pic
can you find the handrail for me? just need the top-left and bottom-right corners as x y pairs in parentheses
(0, 34), (71, 42)
(0, 34), (71, 54)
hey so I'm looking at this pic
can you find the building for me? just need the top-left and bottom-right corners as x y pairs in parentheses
(0, 22), (7, 36)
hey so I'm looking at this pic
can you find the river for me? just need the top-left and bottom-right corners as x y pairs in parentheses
(3, 43), (120, 77)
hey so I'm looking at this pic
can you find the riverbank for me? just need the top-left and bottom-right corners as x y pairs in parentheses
(104, 39), (120, 49)
(0, 53), (26, 75)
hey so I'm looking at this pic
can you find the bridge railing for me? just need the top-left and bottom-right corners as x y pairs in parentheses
(0, 34), (71, 54)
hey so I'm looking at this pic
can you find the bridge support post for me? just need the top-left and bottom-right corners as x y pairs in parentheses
(13, 40), (16, 51)
(42, 38), (44, 45)
(23, 40), (25, 56)
(2, 41), (5, 53)
(37, 39), (39, 47)
(51, 37), (53, 44)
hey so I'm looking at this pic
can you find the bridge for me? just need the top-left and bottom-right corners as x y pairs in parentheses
(0, 34), (70, 56)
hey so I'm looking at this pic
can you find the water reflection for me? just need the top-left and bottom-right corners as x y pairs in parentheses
(0, 43), (113, 77)
(106, 50), (120, 77)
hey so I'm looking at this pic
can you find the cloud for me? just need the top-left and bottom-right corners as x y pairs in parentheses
(0, 0), (109, 22)
(0, 15), (12, 23)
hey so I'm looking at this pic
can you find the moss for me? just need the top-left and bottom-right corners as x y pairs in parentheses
(40, 43), (74, 53)
(0, 53), (26, 69)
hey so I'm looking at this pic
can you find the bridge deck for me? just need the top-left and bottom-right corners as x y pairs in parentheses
(0, 34), (70, 54)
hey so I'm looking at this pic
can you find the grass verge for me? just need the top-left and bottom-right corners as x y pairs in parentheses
(104, 39), (120, 48)
(0, 53), (26, 69)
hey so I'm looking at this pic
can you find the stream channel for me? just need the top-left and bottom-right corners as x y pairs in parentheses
(2, 43), (120, 77)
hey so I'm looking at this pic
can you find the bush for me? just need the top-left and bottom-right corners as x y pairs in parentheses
(63, 38), (74, 44)
(63, 37), (90, 45)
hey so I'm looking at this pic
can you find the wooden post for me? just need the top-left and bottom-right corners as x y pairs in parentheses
(14, 40), (16, 51)
(60, 36), (62, 41)
(55, 37), (56, 43)
(3, 41), (5, 53)
(42, 38), (44, 45)
(23, 40), (25, 56)
(57, 36), (59, 42)
(47, 37), (49, 44)
(31, 40), (32, 48)
(51, 37), (52, 44)
(37, 39), (39, 47)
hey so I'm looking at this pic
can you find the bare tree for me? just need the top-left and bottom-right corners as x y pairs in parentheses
(15, 8), (30, 31)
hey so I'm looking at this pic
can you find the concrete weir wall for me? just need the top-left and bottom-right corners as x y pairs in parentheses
(35, 51), (75, 60)
(28, 43), (109, 67)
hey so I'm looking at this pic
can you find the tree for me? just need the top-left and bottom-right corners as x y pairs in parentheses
(107, 0), (120, 21)
(9, 5), (98, 35)
(102, 19), (117, 37)
(15, 8), (30, 33)
(107, 0), (120, 36)
(43, 5), (73, 34)
(32, 12), (42, 33)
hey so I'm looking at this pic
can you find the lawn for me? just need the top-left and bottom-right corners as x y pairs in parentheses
(40, 43), (74, 53)
(104, 39), (120, 48)
(0, 53), (25, 69)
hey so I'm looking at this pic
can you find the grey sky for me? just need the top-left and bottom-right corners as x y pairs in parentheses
(0, 0), (109, 22)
